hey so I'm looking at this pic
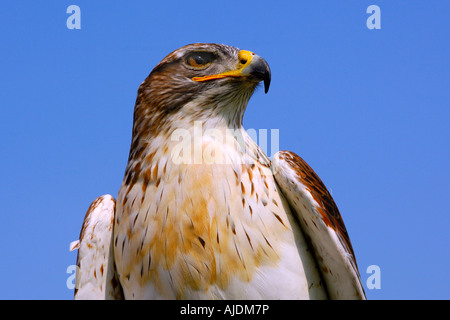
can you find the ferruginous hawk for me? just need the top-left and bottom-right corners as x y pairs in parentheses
(70, 43), (366, 300)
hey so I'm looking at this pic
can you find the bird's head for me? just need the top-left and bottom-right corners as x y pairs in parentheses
(133, 43), (271, 138)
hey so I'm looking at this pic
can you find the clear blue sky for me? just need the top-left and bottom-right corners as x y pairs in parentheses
(0, 1), (448, 299)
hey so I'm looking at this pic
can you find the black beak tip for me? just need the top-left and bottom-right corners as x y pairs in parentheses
(248, 55), (271, 94)
(264, 70), (271, 94)
(262, 59), (271, 94)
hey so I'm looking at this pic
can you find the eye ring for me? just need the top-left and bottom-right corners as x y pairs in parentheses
(185, 51), (216, 69)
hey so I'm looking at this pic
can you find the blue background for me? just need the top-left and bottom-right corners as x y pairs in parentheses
(0, 1), (448, 299)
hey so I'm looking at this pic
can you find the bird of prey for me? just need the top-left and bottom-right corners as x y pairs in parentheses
(70, 43), (366, 300)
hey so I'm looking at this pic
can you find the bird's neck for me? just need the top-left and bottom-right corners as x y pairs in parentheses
(122, 100), (271, 191)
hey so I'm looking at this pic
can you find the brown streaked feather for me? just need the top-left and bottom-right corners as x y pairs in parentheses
(278, 151), (356, 259)
(72, 195), (124, 300)
(272, 150), (366, 299)
(112, 43), (333, 299)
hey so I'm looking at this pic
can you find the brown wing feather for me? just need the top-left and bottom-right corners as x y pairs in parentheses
(280, 151), (356, 260)
(272, 150), (365, 299)
(71, 195), (124, 300)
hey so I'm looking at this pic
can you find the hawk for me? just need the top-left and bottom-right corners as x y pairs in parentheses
(70, 43), (366, 300)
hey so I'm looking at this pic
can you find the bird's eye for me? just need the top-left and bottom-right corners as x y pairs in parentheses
(185, 51), (215, 69)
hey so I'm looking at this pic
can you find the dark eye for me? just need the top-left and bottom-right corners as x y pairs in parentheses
(185, 51), (215, 68)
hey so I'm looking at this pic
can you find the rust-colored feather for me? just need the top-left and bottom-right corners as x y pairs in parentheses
(278, 151), (356, 259)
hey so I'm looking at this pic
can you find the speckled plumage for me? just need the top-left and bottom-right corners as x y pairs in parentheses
(72, 43), (365, 300)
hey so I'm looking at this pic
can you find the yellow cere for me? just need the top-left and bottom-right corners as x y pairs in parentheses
(192, 50), (255, 82)
(237, 50), (254, 69)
